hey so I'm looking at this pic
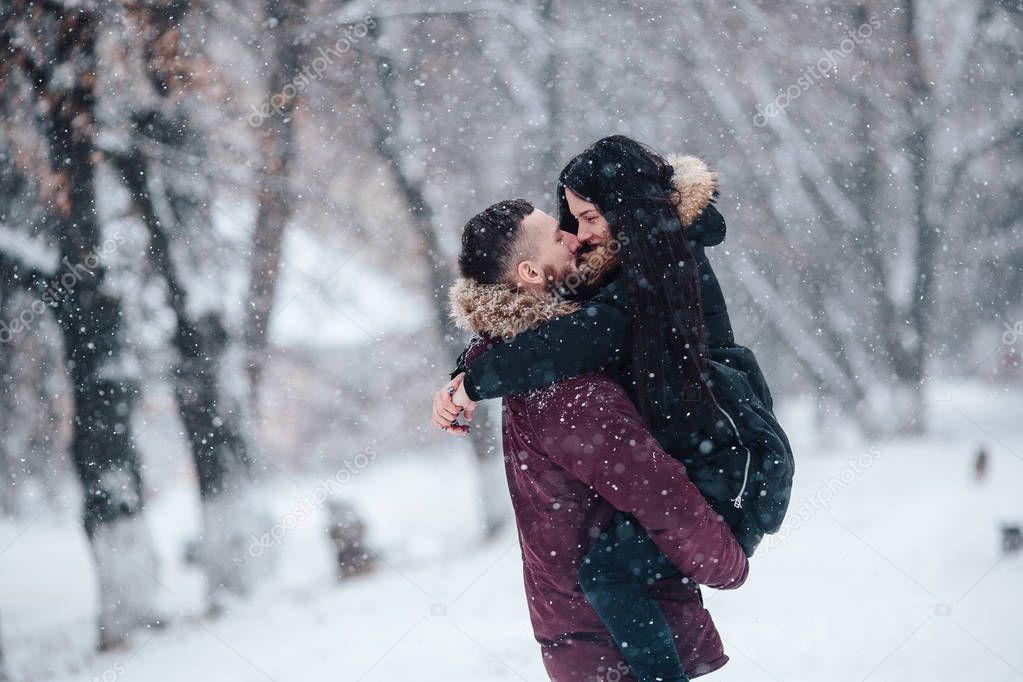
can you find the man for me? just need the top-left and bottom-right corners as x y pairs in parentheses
(437, 151), (792, 561)
(436, 199), (748, 681)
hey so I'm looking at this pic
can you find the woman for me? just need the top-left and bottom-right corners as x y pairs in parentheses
(443, 136), (793, 681)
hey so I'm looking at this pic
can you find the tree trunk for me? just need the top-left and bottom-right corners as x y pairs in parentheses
(116, 0), (272, 599)
(904, 0), (935, 389)
(0, 293), (16, 518)
(374, 137), (506, 537)
(0, 612), (7, 682)
(849, 10), (920, 432)
(2, 6), (164, 649)
(113, 148), (263, 597)
(538, 0), (562, 197)
(243, 0), (304, 400)
(0, 438), (13, 518)
(892, 0), (934, 431)
(362, 20), (508, 537)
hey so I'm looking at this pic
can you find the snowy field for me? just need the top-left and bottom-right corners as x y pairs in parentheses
(1, 381), (1021, 682)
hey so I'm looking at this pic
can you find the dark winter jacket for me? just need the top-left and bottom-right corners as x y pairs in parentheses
(450, 281), (750, 681)
(455, 157), (794, 556)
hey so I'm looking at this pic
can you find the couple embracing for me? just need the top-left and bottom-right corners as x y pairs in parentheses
(431, 136), (794, 682)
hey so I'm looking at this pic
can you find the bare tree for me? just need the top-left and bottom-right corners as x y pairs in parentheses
(0, 290), (16, 518)
(0, 3), (160, 648)
(108, 0), (270, 597)
(352, 12), (518, 536)
(0, 612), (7, 682)
(243, 0), (306, 399)
(673, 0), (1023, 432)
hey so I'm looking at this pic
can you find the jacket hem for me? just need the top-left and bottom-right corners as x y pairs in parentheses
(689, 653), (729, 679)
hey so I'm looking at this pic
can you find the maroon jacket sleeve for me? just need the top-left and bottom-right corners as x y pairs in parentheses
(530, 376), (749, 590)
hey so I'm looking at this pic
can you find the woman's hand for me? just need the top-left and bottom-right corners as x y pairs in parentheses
(452, 381), (477, 421)
(432, 373), (472, 435)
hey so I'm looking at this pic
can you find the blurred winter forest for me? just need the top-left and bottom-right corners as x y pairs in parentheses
(0, 0), (1021, 680)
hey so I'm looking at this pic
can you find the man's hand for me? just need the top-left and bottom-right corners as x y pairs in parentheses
(432, 373), (472, 435)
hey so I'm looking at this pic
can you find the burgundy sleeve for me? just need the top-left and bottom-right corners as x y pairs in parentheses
(534, 376), (749, 590)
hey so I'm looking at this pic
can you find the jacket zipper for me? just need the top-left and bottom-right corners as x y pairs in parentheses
(713, 402), (752, 509)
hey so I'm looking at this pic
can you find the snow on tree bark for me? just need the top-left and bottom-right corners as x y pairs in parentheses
(0, 3), (162, 649)
(0, 290), (16, 518)
(243, 0), (306, 400)
(0, 612), (7, 682)
(357, 14), (509, 536)
(111, 0), (272, 598)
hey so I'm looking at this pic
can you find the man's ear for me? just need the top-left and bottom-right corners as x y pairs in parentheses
(515, 259), (544, 287)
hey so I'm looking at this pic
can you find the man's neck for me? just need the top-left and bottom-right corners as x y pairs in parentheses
(512, 279), (547, 295)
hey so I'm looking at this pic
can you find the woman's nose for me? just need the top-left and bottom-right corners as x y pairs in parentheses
(565, 233), (581, 254)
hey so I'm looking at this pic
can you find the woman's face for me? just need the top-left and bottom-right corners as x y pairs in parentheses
(565, 187), (611, 246)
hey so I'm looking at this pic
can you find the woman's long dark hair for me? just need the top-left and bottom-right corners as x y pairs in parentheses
(558, 135), (711, 431)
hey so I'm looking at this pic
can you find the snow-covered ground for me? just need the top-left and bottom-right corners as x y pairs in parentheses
(1, 381), (1021, 682)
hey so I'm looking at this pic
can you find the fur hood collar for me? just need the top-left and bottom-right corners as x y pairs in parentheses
(448, 278), (579, 339)
(449, 155), (717, 339)
(666, 154), (718, 227)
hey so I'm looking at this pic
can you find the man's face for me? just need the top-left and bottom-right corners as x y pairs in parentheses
(512, 208), (580, 291)
(565, 188), (611, 246)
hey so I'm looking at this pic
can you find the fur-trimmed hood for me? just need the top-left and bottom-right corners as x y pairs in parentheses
(666, 154), (719, 227)
(448, 278), (579, 340)
(449, 154), (718, 339)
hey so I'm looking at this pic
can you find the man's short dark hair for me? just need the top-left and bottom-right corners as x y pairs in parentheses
(458, 199), (534, 285)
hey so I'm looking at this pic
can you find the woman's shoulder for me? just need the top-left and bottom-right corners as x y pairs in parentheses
(686, 203), (727, 248)
(589, 278), (628, 307)
(554, 276), (632, 327)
